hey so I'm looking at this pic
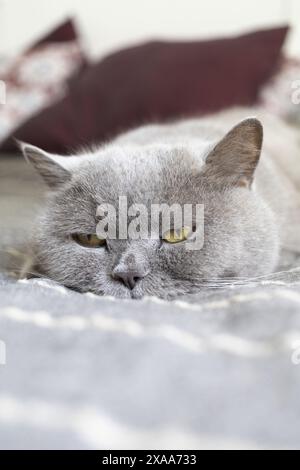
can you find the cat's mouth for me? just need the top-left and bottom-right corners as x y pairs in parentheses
(116, 283), (146, 300)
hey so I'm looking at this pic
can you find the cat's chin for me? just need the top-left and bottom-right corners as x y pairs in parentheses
(86, 287), (167, 301)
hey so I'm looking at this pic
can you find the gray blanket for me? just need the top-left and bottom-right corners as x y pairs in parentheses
(1, 156), (300, 450)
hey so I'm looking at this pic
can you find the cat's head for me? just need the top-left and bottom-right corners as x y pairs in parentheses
(22, 118), (279, 299)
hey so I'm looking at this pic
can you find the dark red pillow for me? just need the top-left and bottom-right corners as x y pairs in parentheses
(28, 18), (79, 50)
(2, 26), (288, 153)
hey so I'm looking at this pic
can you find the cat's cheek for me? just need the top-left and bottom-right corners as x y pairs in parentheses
(157, 244), (201, 277)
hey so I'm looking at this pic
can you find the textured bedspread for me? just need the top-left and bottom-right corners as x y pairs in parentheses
(1, 156), (300, 450)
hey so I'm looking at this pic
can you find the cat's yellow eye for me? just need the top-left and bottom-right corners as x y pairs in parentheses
(163, 227), (190, 244)
(73, 234), (106, 248)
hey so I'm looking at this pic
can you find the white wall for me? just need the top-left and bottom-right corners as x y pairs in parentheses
(290, 0), (300, 56)
(0, 0), (299, 60)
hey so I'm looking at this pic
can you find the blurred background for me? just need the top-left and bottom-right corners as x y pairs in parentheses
(0, 0), (300, 154)
(0, 0), (299, 59)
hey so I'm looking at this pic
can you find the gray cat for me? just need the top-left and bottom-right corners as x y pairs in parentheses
(21, 107), (300, 299)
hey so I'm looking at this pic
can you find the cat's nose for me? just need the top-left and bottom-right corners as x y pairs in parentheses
(113, 267), (147, 290)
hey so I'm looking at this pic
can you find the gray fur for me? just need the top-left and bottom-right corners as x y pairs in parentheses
(21, 108), (300, 299)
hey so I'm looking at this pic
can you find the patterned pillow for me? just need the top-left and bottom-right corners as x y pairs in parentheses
(0, 41), (85, 143)
(260, 58), (300, 124)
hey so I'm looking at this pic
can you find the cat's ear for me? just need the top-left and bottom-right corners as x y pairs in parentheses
(204, 118), (263, 188)
(19, 142), (72, 189)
